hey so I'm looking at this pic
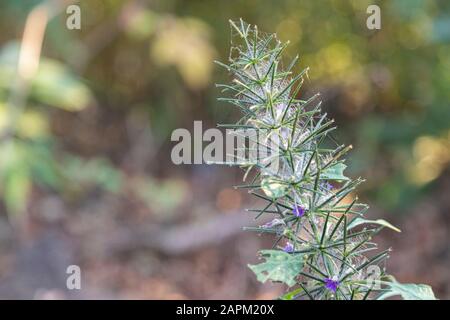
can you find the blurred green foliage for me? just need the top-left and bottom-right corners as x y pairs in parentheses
(0, 0), (449, 216)
(0, 42), (93, 111)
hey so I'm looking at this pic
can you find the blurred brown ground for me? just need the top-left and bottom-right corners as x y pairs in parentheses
(0, 166), (448, 299)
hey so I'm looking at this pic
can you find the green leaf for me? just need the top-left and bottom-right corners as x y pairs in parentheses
(348, 217), (401, 233)
(4, 165), (31, 215)
(124, 9), (157, 40)
(279, 288), (303, 300)
(0, 41), (93, 111)
(377, 277), (437, 300)
(261, 177), (288, 199)
(0, 141), (31, 215)
(32, 60), (93, 111)
(248, 250), (303, 287)
(320, 163), (349, 181)
(62, 156), (122, 193)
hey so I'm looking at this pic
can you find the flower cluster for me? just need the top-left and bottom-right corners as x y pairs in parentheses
(215, 19), (436, 300)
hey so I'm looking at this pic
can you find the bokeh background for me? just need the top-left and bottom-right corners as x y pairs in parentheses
(0, 0), (449, 299)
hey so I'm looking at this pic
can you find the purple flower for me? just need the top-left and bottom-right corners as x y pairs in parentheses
(324, 278), (340, 293)
(322, 182), (334, 191)
(283, 242), (294, 253)
(292, 205), (305, 218)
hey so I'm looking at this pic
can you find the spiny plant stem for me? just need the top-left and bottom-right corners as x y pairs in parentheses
(215, 19), (436, 300)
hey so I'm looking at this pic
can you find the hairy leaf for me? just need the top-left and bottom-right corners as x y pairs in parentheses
(248, 250), (303, 287)
(320, 163), (349, 181)
(377, 278), (437, 300)
(348, 217), (401, 233)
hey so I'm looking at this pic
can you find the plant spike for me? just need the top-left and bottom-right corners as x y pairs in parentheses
(215, 19), (436, 300)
